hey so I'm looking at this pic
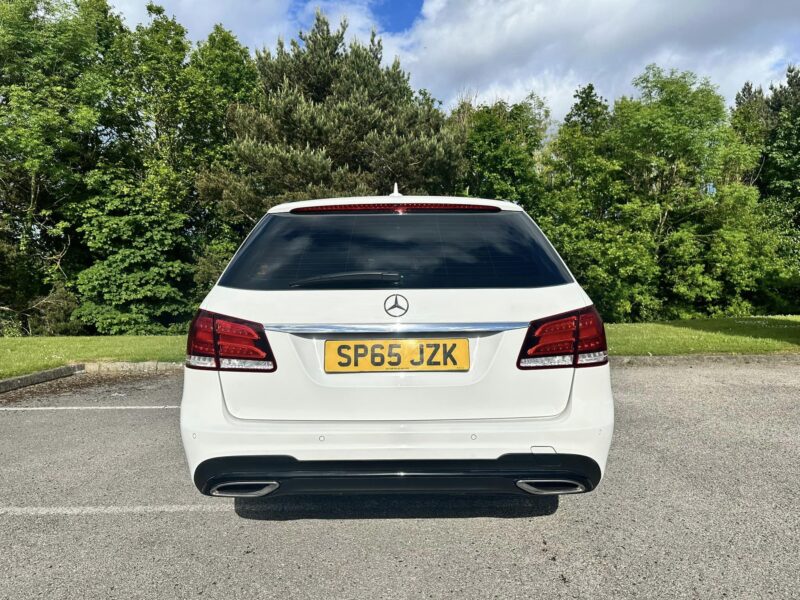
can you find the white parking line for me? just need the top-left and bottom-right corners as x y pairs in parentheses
(0, 405), (180, 411)
(0, 504), (228, 516)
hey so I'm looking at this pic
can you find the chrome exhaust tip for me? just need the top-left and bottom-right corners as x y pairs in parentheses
(516, 479), (586, 495)
(209, 481), (280, 498)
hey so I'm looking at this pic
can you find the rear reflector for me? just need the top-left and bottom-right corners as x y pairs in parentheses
(187, 310), (276, 372)
(290, 203), (501, 214)
(518, 306), (608, 369)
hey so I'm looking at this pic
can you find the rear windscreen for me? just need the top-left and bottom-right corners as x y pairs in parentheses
(218, 211), (573, 290)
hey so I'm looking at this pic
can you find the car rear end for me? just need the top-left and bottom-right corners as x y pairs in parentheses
(180, 197), (614, 498)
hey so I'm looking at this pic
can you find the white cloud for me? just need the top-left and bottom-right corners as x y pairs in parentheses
(112, 0), (293, 49)
(387, 0), (800, 116)
(111, 0), (800, 119)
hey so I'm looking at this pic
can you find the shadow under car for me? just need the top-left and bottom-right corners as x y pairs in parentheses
(233, 493), (559, 521)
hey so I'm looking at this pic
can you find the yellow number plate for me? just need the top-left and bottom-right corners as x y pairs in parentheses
(324, 338), (470, 373)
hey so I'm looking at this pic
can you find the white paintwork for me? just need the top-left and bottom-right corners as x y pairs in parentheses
(180, 365), (614, 474)
(181, 196), (614, 486)
(209, 287), (586, 421)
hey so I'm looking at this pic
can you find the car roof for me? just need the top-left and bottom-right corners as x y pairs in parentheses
(267, 195), (524, 213)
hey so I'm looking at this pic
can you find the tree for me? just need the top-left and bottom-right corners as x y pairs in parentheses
(732, 82), (772, 150)
(564, 83), (610, 135)
(756, 66), (800, 311)
(1, 5), (796, 333)
(201, 14), (460, 236)
(182, 25), (258, 299)
(542, 67), (787, 320)
(542, 84), (661, 321)
(762, 67), (800, 232)
(183, 25), (258, 164)
(453, 94), (548, 208)
(73, 5), (256, 333)
(0, 0), (122, 334)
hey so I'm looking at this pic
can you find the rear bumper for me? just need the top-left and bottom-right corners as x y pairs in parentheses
(193, 454), (602, 497)
(181, 364), (615, 493)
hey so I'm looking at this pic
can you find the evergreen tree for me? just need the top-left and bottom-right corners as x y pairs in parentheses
(732, 82), (772, 150)
(758, 66), (800, 311)
(763, 67), (800, 233)
(201, 14), (460, 236)
(564, 83), (610, 135)
(731, 82), (771, 189)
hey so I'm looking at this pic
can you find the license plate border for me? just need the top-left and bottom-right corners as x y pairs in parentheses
(323, 337), (471, 374)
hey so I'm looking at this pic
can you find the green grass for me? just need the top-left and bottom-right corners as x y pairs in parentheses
(1, 316), (798, 380)
(606, 315), (800, 356)
(0, 335), (184, 380)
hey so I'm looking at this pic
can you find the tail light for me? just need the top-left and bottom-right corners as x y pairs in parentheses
(186, 310), (276, 372)
(517, 305), (608, 369)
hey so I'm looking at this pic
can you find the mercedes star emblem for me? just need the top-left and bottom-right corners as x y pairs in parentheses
(384, 294), (409, 317)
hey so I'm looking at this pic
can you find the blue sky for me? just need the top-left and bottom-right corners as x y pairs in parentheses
(369, 0), (423, 32)
(112, 0), (800, 119)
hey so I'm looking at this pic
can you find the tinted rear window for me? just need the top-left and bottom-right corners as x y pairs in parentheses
(218, 211), (572, 290)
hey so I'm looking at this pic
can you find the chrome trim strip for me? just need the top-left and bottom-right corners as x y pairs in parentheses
(515, 479), (586, 496)
(210, 481), (280, 498)
(261, 322), (529, 334)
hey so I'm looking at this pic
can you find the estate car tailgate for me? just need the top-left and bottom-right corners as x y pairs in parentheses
(204, 284), (587, 421)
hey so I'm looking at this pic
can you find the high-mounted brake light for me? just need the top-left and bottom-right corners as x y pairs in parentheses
(187, 310), (276, 372)
(290, 203), (501, 214)
(517, 306), (608, 369)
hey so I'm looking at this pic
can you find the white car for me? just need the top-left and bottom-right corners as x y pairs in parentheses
(180, 195), (614, 498)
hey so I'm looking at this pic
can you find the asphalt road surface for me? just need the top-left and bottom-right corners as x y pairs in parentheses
(1, 360), (798, 599)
